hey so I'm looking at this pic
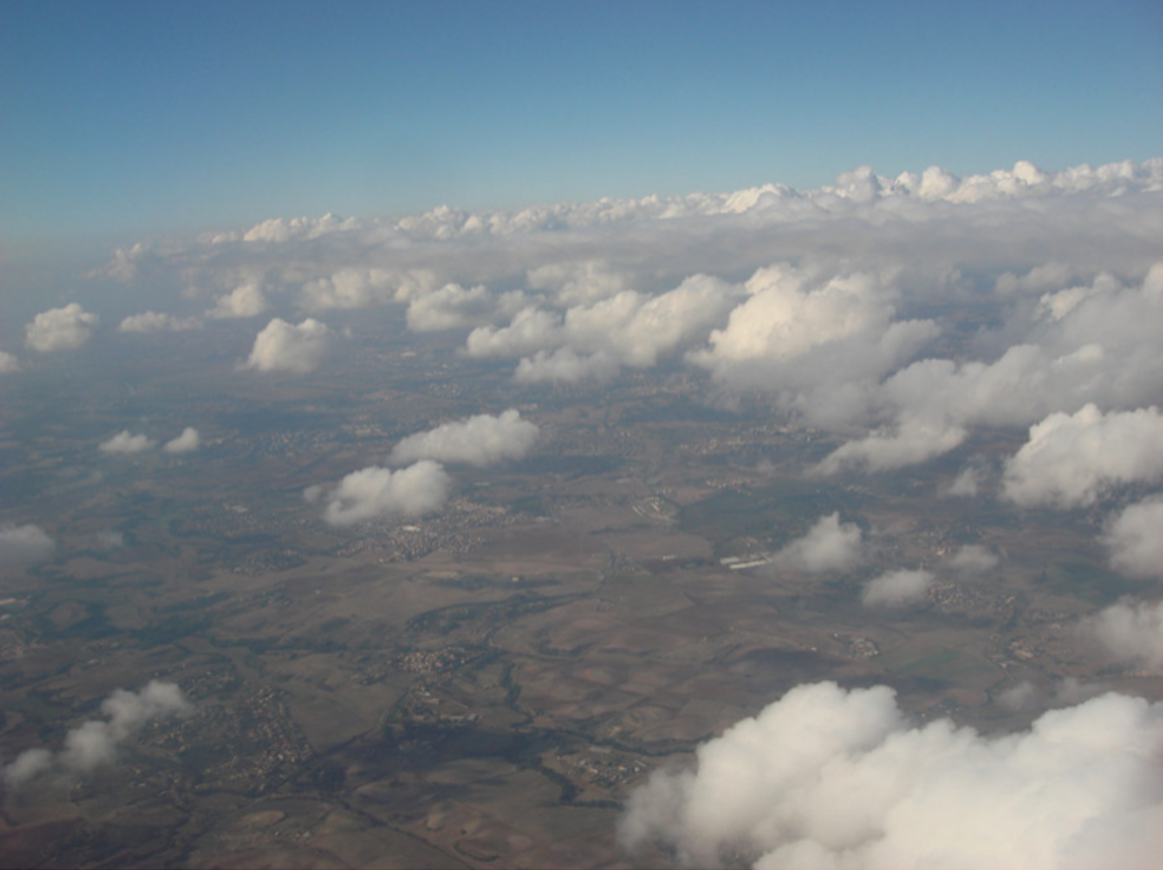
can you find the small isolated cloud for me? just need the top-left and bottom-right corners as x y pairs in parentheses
(163, 427), (200, 454)
(389, 409), (539, 467)
(99, 430), (157, 454)
(94, 530), (124, 550)
(323, 460), (450, 526)
(0, 524), (55, 567)
(302, 484), (323, 504)
(3, 681), (191, 787)
(862, 568), (934, 607)
(118, 311), (202, 333)
(24, 303), (100, 352)
(619, 681), (1163, 870)
(244, 317), (331, 373)
(1102, 498), (1163, 579)
(770, 513), (863, 573)
(947, 544), (999, 575)
(1002, 405), (1163, 508)
(206, 282), (269, 319)
(944, 466), (981, 497)
(0, 351), (19, 373)
(1087, 599), (1163, 671)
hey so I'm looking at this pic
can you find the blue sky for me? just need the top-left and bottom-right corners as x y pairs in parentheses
(1, 0), (1160, 244)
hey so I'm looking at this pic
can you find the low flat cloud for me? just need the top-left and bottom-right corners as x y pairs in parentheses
(244, 317), (331, 373)
(118, 311), (202, 332)
(1087, 599), (1163, 671)
(1101, 498), (1163, 579)
(163, 427), (201, 454)
(323, 460), (450, 526)
(862, 568), (934, 607)
(619, 681), (1163, 869)
(99, 430), (157, 454)
(25, 303), (100, 352)
(770, 513), (863, 573)
(0, 524), (55, 567)
(1002, 405), (1163, 508)
(389, 410), (539, 467)
(3, 681), (192, 787)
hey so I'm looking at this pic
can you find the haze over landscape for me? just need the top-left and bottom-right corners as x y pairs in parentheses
(1, 2), (1161, 868)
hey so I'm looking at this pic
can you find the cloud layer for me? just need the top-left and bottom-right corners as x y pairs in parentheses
(619, 681), (1163, 870)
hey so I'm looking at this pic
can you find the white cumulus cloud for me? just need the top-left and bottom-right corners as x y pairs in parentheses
(1101, 498), (1163, 579)
(0, 524), (55, 567)
(24, 303), (100, 352)
(770, 513), (863, 573)
(1087, 599), (1163, 671)
(862, 568), (934, 607)
(619, 681), (1163, 870)
(390, 409), (539, 467)
(244, 317), (331, 373)
(99, 430), (157, 454)
(1002, 405), (1163, 508)
(3, 681), (192, 786)
(0, 351), (19, 373)
(323, 460), (450, 526)
(206, 282), (269, 319)
(947, 544), (1000, 575)
(163, 427), (201, 454)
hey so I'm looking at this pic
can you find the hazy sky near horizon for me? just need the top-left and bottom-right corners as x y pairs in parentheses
(2, 0), (1161, 244)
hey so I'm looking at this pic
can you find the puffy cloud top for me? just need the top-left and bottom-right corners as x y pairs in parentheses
(0, 524), (55, 567)
(620, 681), (1163, 869)
(3, 681), (191, 786)
(1002, 405), (1163, 508)
(1088, 599), (1163, 671)
(244, 318), (331, 373)
(25, 303), (99, 352)
(206, 282), (269, 319)
(163, 427), (201, 454)
(1101, 498), (1163, 579)
(99, 430), (157, 454)
(862, 568), (934, 607)
(323, 460), (450, 526)
(389, 409), (540, 467)
(770, 513), (863, 573)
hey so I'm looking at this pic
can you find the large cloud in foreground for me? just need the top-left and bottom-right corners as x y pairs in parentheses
(323, 460), (450, 526)
(619, 681), (1163, 870)
(244, 317), (331, 373)
(389, 409), (539, 467)
(1002, 405), (1163, 508)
